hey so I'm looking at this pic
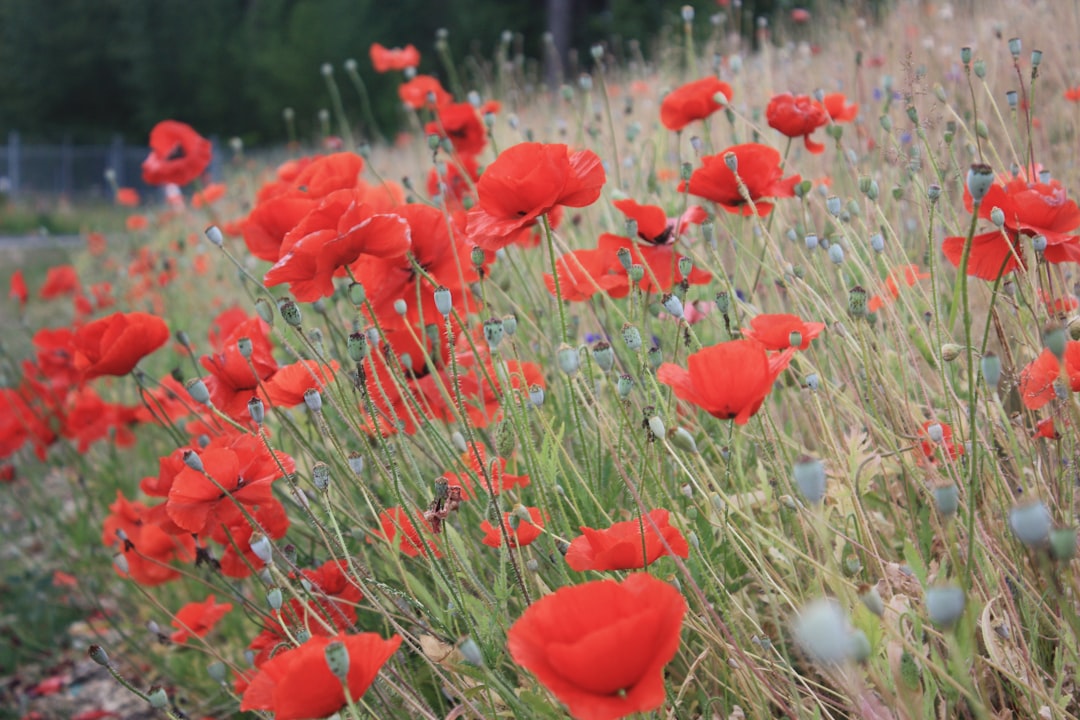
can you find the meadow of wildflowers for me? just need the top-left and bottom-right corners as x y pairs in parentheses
(4, 1), (1080, 718)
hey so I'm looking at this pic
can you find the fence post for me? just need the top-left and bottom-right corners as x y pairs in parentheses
(6, 131), (19, 198)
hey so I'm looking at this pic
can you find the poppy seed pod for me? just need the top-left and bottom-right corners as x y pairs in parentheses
(792, 599), (855, 665)
(557, 344), (580, 375)
(1044, 321), (1066, 358)
(1050, 527), (1077, 561)
(1008, 37), (1021, 58)
(961, 46), (972, 64)
(828, 243), (845, 264)
(204, 225), (224, 247)
(981, 352), (1001, 387)
(482, 317), (504, 348)
(793, 455), (827, 504)
(267, 587), (283, 610)
(714, 291), (730, 314)
(616, 246), (633, 271)
(990, 206), (1005, 227)
(647, 345), (663, 370)
(254, 297), (275, 326)
(678, 256), (692, 279)
(186, 378), (211, 406)
(324, 640), (350, 681)
(723, 152), (738, 172)
(304, 388), (323, 412)
(528, 384), (545, 407)
(279, 300), (302, 327)
(1033, 234), (1047, 253)
(628, 264), (645, 283)
(826, 195), (842, 217)
(931, 483), (960, 516)
(848, 286), (868, 317)
(858, 585), (885, 617)
(647, 414), (666, 438)
(662, 293), (685, 319)
(347, 453), (365, 475)
(622, 323), (643, 351)
(591, 341), (615, 372)
(312, 462), (330, 491)
(148, 687), (169, 709)
(870, 233), (885, 252)
(433, 286), (452, 316)
(967, 164), (994, 202)
(393, 299), (407, 316)
(1009, 501), (1052, 547)
(925, 584), (965, 628)
(182, 449), (204, 472)
(805, 233), (819, 250)
(249, 533), (273, 564)
(89, 645), (110, 667)
(616, 373), (634, 399)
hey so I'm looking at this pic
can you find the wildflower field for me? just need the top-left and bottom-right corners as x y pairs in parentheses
(4, 1), (1080, 718)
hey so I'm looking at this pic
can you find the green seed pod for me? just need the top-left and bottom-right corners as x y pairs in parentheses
(279, 299), (302, 327)
(591, 341), (615, 372)
(926, 584), (965, 628)
(1009, 501), (1052, 547)
(1050, 527), (1077, 561)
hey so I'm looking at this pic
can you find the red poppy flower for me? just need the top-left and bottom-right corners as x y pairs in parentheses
(741, 313), (825, 350)
(1065, 87), (1080, 102)
(680, 143), (801, 216)
(1017, 344), (1080, 409)
(241, 632), (401, 720)
(867, 264), (930, 312)
(166, 436), (295, 536)
(40, 265), (80, 299)
(170, 595), (233, 644)
(1038, 288), (1080, 314)
(60, 386), (138, 452)
(481, 506), (545, 548)
(192, 182), (227, 209)
(71, 311), (170, 380)
(425, 102), (487, 157)
(766, 93), (829, 153)
(9, 269), (27, 308)
(115, 187), (140, 207)
(398, 75), (452, 109)
(1033, 417), (1060, 440)
(507, 573), (687, 720)
(817, 93), (858, 122)
(942, 175), (1080, 280)
(428, 153), (479, 211)
(126, 214), (149, 232)
(102, 492), (195, 586)
(200, 315), (278, 419)
(370, 42), (420, 72)
(657, 339), (794, 424)
(444, 442), (530, 499)
(565, 508), (689, 572)
(242, 153), (367, 262)
(217, 501), (290, 578)
(660, 77), (733, 131)
(467, 142), (605, 250)
(141, 120), (213, 186)
(369, 507), (441, 558)
(263, 188), (412, 301)
(918, 421), (964, 463)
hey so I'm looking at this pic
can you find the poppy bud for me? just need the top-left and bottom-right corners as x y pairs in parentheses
(622, 323), (643, 351)
(792, 599), (854, 665)
(616, 246), (633, 271)
(858, 176), (873, 194)
(1050, 527), (1077, 561)
(279, 299), (302, 327)
(312, 462), (330, 491)
(88, 644), (111, 668)
(203, 225), (225, 248)
(975, 120), (989, 139)
(148, 687), (169, 709)
(670, 426), (698, 453)
(186, 378), (211, 406)
(793, 455), (827, 504)
(250, 532), (273, 564)
(348, 452), (365, 475)
(828, 243), (845, 264)
(528, 384), (545, 407)
(263, 588), (282, 612)
(112, 552), (129, 575)
(1044, 321), (1066, 358)
(848, 286), (868, 317)
(1033, 234), (1047, 253)
(616, 373), (634, 399)
(591, 341), (614, 372)
(502, 313), (518, 336)
(1009, 501), (1051, 547)
(880, 115), (893, 132)
(926, 584), (965, 628)
(939, 343), (963, 363)
(891, 185), (903, 200)
(858, 585), (885, 617)
(870, 233), (885, 252)
(662, 293), (684, 319)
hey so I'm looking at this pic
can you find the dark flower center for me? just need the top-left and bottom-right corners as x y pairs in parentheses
(165, 143), (187, 162)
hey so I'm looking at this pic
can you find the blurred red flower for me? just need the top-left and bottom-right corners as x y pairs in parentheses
(370, 507), (441, 558)
(425, 102), (486, 156)
(657, 339), (794, 424)
(767, 93), (829, 153)
(241, 632), (401, 720)
(72, 311), (170, 380)
(741, 313), (825, 350)
(9, 269), (27, 308)
(818, 92), (858, 122)
(566, 508), (689, 572)
(918, 420), (964, 463)
(1018, 344), (1080, 409)
(681, 143), (801, 216)
(398, 74), (452, 109)
(468, 142), (605, 250)
(443, 442), (530, 499)
(370, 42), (420, 72)
(102, 491), (195, 586)
(868, 264), (930, 312)
(480, 506), (545, 548)
(40, 265), (80, 299)
(507, 573), (687, 720)
(660, 77), (733, 131)
(170, 594), (233, 644)
(141, 120), (212, 186)
(115, 187), (139, 206)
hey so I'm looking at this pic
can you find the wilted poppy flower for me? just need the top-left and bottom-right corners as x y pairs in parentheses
(40, 265), (80, 299)
(170, 595), (233, 644)
(481, 507), (545, 548)
(942, 174), (1080, 280)
(766, 93), (829, 153)
(681, 143), (801, 216)
(263, 188), (412, 301)
(657, 339), (794, 424)
(71, 311), (170, 380)
(370, 42), (420, 72)
(141, 120), (213, 187)
(425, 102), (487, 156)
(9, 270), (27, 308)
(398, 74), (452, 109)
(566, 508), (689, 572)
(241, 632), (401, 720)
(507, 573), (687, 720)
(741, 313), (825, 350)
(660, 77), (733, 131)
(369, 507), (441, 558)
(468, 142), (605, 250)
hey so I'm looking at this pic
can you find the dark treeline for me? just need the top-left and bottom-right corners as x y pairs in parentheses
(0, 0), (825, 146)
